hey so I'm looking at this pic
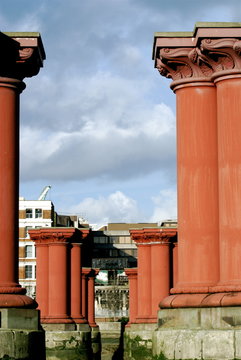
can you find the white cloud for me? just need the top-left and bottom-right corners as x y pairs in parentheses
(20, 69), (176, 182)
(69, 191), (142, 227)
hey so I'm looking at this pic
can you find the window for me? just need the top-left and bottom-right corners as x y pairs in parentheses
(25, 245), (33, 258)
(26, 209), (33, 218)
(35, 209), (42, 218)
(25, 265), (32, 279)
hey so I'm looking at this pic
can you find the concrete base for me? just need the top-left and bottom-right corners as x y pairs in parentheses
(0, 329), (45, 360)
(45, 329), (92, 360)
(0, 308), (45, 360)
(91, 326), (101, 360)
(124, 323), (157, 360)
(97, 321), (122, 360)
(153, 306), (241, 359)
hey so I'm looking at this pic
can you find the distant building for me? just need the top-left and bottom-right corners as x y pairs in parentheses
(18, 193), (177, 319)
(92, 222), (160, 319)
(18, 194), (91, 299)
(18, 197), (55, 298)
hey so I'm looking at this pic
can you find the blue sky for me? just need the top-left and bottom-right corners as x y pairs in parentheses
(1, 0), (241, 227)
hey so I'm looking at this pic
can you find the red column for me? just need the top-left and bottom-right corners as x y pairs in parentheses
(82, 268), (89, 321)
(0, 32), (45, 308)
(172, 242), (178, 288)
(71, 243), (87, 323)
(131, 230), (152, 323)
(135, 238), (152, 322)
(214, 75), (241, 293)
(175, 83), (219, 292)
(196, 36), (241, 305)
(151, 229), (177, 318)
(0, 78), (32, 307)
(85, 268), (99, 328)
(35, 243), (49, 319)
(125, 268), (138, 326)
(47, 240), (72, 323)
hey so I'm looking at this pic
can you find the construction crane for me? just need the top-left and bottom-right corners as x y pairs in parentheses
(38, 186), (51, 201)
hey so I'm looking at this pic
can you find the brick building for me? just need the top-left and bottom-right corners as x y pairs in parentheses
(18, 198), (55, 298)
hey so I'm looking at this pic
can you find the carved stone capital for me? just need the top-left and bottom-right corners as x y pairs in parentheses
(199, 38), (241, 74)
(0, 32), (45, 81)
(29, 228), (86, 245)
(156, 47), (213, 81)
(130, 228), (177, 245)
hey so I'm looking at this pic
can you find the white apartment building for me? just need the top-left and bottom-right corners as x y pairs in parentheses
(19, 197), (55, 298)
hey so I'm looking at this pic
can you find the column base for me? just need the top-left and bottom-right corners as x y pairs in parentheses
(153, 306), (241, 359)
(124, 322), (157, 360)
(160, 291), (241, 308)
(42, 315), (74, 324)
(72, 316), (88, 324)
(0, 293), (37, 308)
(45, 328), (93, 360)
(0, 308), (45, 360)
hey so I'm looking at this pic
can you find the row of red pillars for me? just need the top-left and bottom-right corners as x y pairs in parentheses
(125, 228), (177, 324)
(29, 228), (98, 327)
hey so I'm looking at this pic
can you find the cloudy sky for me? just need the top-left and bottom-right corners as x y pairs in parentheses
(1, 0), (241, 227)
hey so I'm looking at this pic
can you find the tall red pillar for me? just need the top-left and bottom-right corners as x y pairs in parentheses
(200, 37), (241, 304)
(0, 32), (45, 308)
(131, 230), (152, 323)
(71, 243), (87, 323)
(35, 242), (49, 319)
(153, 36), (220, 308)
(151, 229), (177, 317)
(48, 239), (73, 323)
(88, 269), (99, 328)
(216, 76), (241, 290)
(82, 268), (89, 321)
(82, 268), (99, 327)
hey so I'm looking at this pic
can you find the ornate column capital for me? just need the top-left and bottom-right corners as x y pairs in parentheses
(200, 38), (241, 78)
(0, 32), (45, 81)
(130, 228), (177, 245)
(29, 228), (85, 245)
(156, 47), (213, 81)
(153, 23), (241, 88)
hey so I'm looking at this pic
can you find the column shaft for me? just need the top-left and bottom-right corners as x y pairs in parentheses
(175, 83), (219, 291)
(136, 244), (152, 322)
(87, 271), (98, 327)
(47, 242), (72, 323)
(0, 80), (20, 289)
(125, 268), (138, 325)
(35, 244), (49, 318)
(0, 78), (36, 308)
(172, 243), (178, 288)
(82, 271), (88, 321)
(215, 76), (241, 287)
(71, 243), (86, 323)
(151, 243), (170, 318)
